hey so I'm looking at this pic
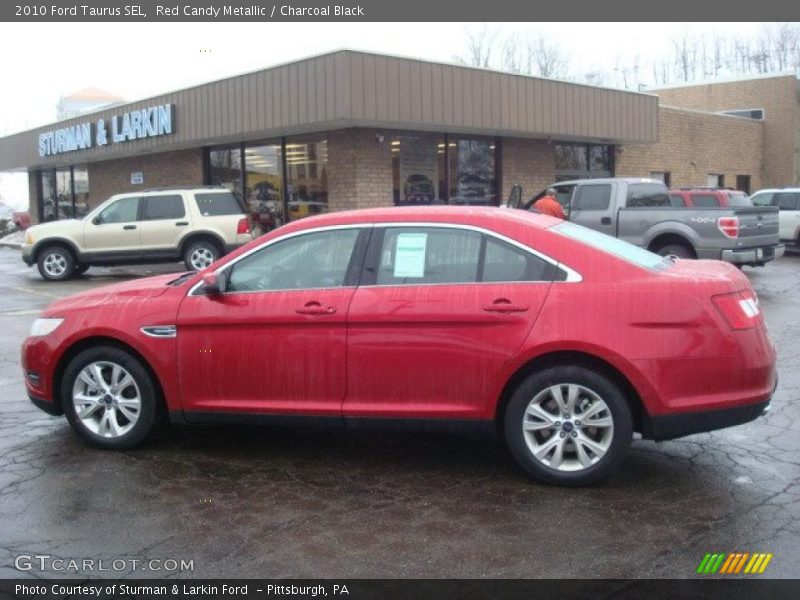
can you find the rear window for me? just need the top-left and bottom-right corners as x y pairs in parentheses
(727, 193), (752, 207)
(553, 222), (669, 272)
(626, 183), (670, 207)
(194, 192), (244, 216)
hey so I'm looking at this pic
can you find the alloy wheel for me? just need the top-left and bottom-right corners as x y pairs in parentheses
(71, 361), (141, 438)
(190, 247), (215, 270)
(43, 252), (68, 278)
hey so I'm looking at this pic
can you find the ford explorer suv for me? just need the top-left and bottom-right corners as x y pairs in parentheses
(750, 188), (800, 249)
(22, 187), (253, 281)
(510, 178), (782, 267)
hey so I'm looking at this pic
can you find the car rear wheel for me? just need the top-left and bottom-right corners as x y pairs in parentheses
(503, 366), (633, 486)
(37, 245), (74, 281)
(62, 346), (160, 450)
(656, 243), (694, 260)
(184, 240), (219, 271)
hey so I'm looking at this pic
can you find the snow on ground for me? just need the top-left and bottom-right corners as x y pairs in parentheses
(0, 230), (24, 246)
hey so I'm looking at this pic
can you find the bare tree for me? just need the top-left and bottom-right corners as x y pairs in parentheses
(527, 33), (570, 78)
(462, 24), (501, 68)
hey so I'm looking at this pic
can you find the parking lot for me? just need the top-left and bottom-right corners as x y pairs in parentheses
(0, 245), (798, 579)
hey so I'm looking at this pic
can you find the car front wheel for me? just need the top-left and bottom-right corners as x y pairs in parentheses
(503, 366), (633, 486)
(62, 346), (160, 450)
(37, 245), (74, 281)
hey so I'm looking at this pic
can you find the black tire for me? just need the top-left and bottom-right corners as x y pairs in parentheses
(62, 346), (161, 450)
(183, 240), (220, 271)
(36, 244), (75, 281)
(656, 243), (694, 260)
(72, 264), (90, 276)
(503, 366), (633, 486)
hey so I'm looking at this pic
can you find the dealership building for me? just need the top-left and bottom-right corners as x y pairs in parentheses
(0, 50), (798, 226)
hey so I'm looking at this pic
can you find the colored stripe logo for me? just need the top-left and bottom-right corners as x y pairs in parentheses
(696, 552), (773, 574)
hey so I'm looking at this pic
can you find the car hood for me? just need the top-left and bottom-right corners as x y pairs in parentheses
(27, 219), (84, 238)
(42, 273), (185, 315)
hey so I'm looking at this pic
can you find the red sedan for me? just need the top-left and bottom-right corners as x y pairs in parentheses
(21, 207), (776, 485)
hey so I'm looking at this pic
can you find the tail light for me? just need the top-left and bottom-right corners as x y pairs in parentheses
(712, 290), (760, 330)
(718, 216), (739, 239)
(237, 218), (251, 235)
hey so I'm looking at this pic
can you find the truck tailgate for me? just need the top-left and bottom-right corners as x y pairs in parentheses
(734, 207), (779, 246)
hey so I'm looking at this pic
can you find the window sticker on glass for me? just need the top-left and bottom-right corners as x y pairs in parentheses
(394, 233), (427, 278)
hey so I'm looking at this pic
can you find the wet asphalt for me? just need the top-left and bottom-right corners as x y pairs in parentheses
(0, 246), (798, 579)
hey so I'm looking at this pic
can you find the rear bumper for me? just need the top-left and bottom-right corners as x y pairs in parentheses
(719, 244), (784, 265)
(643, 398), (771, 441)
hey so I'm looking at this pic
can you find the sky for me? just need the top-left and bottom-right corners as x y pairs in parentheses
(0, 21), (782, 208)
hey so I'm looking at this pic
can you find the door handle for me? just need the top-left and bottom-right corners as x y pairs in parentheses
(295, 302), (337, 316)
(123, 224), (137, 230)
(601, 217), (612, 225)
(483, 300), (529, 313)
(175, 221), (189, 226)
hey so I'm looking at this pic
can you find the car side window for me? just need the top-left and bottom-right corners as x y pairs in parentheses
(575, 184), (612, 211)
(482, 237), (552, 282)
(776, 193), (799, 210)
(376, 227), (481, 285)
(226, 229), (360, 292)
(97, 197), (139, 224)
(143, 195), (185, 220)
(691, 194), (719, 208)
(750, 192), (773, 207)
(626, 184), (670, 207)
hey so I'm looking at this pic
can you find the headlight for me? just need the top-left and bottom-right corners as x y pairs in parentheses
(29, 318), (64, 337)
(24, 232), (34, 245)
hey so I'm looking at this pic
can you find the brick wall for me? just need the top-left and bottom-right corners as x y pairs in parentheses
(327, 128), (393, 212)
(616, 106), (764, 190)
(88, 148), (204, 209)
(653, 75), (798, 187)
(500, 138), (555, 199)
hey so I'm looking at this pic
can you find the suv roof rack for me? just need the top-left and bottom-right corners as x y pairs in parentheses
(139, 185), (228, 193)
(672, 186), (741, 192)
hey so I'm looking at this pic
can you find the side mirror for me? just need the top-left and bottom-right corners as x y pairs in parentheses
(505, 184), (523, 209)
(92, 216), (101, 225)
(202, 271), (228, 295)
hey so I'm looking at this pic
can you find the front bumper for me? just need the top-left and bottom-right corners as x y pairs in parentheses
(643, 399), (771, 441)
(29, 393), (62, 416)
(21, 244), (33, 266)
(720, 244), (784, 265)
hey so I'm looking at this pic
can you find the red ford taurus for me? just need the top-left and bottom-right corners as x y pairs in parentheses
(21, 207), (776, 485)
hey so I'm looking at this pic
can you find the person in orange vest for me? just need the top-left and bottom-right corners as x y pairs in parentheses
(533, 188), (566, 219)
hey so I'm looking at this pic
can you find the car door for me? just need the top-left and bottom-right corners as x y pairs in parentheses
(344, 225), (556, 420)
(138, 194), (190, 256)
(175, 226), (367, 416)
(83, 196), (142, 255)
(569, 183), (615, 236)
(774, 192), (800, 242)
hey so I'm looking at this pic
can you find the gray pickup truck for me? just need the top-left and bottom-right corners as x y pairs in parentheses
(511, 178), (783, 267)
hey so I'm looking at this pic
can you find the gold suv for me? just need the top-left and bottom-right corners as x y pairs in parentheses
(21, 187), (254, 281)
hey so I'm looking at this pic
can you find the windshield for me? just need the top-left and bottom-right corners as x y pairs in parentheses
(552, 221), (671, 271)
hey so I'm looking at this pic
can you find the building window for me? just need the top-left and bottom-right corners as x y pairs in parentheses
(392, 134), (445, 206)
(736, 175), (751, 195)
(208, 147), (244, 199)
(73, 166), (91, 217)
(56, 168), (73, 219)
(707, 173), (725, 188)
(285, 136), (328, 221)
(244, 143), (284, 233)
(449, 137), (496, 206)
(40, 170), (56, 222)
(650, 171), (672, 187)
(37, 166), (91, 222)
(555, 143), (613, 179)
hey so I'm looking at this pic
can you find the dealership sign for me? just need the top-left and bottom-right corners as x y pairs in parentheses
(38, 103), (175, 157)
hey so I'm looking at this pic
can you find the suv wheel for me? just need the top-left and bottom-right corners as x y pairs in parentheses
(37, 245), (74, 281)
(184, 240), (219, 271)
(503, 366), (633, 486)
(62, 346), (160, 450)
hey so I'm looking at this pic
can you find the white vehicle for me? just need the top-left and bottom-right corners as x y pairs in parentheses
(751, 189), (800, 248)
(21, 187), (253, 281)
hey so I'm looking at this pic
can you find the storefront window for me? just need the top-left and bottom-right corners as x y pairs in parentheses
(285, 137), (327, 221)
(73, 166), (90, 217)
(392, 134), (446, 206)
(40, 171), (56, 222)
(555, 143), (614, 180)
(208, 147), (243, 199)
(56, 168), (73, 219)
(244, 144), (284, 234)
(449, 138), (496, 206)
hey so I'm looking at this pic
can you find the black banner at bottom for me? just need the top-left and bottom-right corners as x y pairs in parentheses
(3, 579), (800, 600)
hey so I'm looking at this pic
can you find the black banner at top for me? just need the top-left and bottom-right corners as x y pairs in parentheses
(1, 0), (800, 22)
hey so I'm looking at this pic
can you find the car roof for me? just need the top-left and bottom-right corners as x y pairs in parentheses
(752, 188), (800, 193)
(279, 205), (561, 231)
(553, 177), (662, 186)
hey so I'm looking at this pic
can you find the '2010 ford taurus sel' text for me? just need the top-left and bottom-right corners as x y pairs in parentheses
(21, 207), (777, 485)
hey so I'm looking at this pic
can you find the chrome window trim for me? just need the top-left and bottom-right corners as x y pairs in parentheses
(187, 221), (582, 297)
